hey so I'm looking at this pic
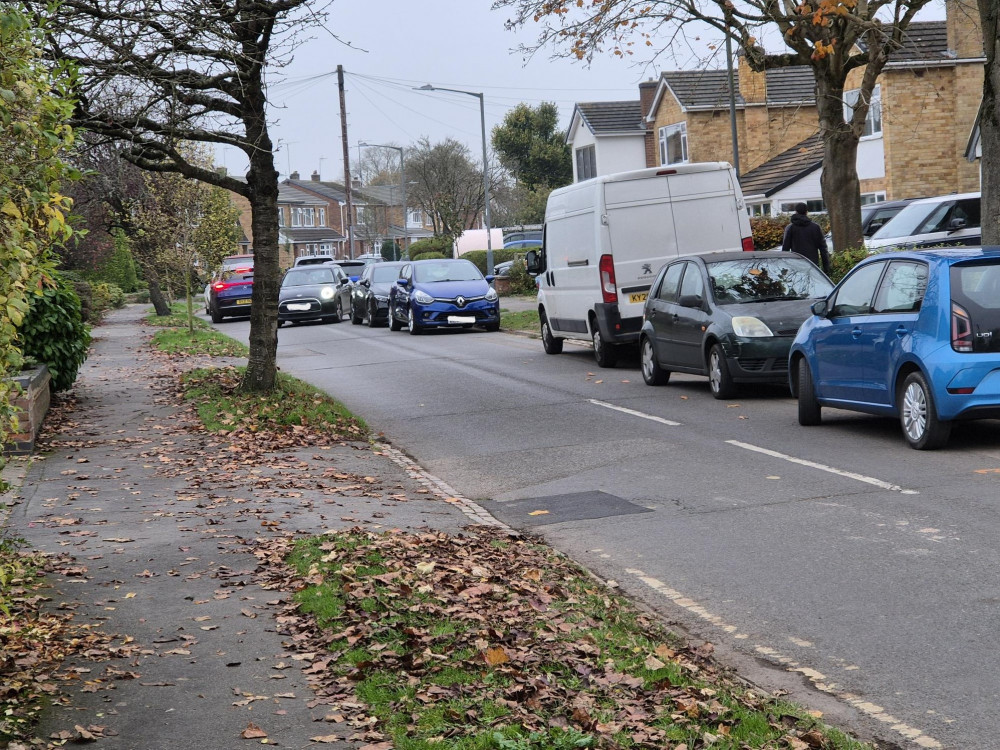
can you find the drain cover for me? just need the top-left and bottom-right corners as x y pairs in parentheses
(483, 491), (652, 527)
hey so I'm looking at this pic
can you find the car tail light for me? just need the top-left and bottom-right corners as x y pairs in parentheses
(213, 282), (228, 291)
(599, 254), (617, 304)
(741, 237), (755, 252)
(952, 302), (973, 352)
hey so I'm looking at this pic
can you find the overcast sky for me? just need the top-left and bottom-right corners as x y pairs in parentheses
(219, 0), (947, 183)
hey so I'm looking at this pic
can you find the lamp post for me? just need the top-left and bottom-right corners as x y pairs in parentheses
(359, 142), (407, 259)
(417, 84), (493, 275)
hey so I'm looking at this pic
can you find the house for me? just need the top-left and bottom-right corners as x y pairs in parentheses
(575, 0), (984, 212)
(566, 96), (650, 181)
(353, 183), (434, 256)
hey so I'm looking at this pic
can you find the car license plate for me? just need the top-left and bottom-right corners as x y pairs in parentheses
(287, 303), (310, 311)
(236, 299), (251, 305)
(447, 315), (476, 325)
(628, 292), (648, 304)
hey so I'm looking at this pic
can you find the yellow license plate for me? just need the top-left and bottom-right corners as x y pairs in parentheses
(235, 299), (251, 305)
(628, 292), (648, 304)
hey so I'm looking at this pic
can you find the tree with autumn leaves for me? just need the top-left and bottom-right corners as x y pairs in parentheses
(494, 0), (945, 252)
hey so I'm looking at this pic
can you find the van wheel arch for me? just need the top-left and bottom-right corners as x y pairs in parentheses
(589, 310), (618, 368)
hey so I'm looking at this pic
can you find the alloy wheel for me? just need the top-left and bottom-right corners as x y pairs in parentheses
(902, 381), (928, 442)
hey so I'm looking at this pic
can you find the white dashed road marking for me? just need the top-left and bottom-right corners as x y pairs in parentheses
(588, 399), (681, 426)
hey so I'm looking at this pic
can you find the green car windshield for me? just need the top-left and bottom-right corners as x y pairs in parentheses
(708, 257), (833, 304)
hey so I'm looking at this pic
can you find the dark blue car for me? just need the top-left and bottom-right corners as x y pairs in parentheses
(790, 247), (1000, 449)
(388, 259), (500, 335)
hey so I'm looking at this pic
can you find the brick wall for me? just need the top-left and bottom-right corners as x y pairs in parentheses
(639, 80), (658, 168)
(4, 367), (50, 455)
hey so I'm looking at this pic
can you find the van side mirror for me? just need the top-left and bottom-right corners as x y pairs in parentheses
(525, 249), (543, 275)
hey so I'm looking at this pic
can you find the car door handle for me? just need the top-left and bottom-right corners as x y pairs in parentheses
(895, 325), (909, 338)
(851, 327), (863, 339)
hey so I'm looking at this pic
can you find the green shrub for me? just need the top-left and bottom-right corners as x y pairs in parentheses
(412, 251), (447, 261)
(504, 258), (537, 295)
(749, 216), (789, 250)
(90, 230), (139, 292)
(828, 246), (871, 283)
(58, 271), (94, 323)
(19, 272), (91, 391)
(92, 282), (126, 314)
(406, 235), (453, 258)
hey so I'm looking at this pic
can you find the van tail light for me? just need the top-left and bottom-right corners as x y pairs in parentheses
(952, 302), (973, 352)
(741, 236), (755, 252)
(599, 254), (617, 304)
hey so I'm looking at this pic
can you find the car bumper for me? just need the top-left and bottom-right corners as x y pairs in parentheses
(723, 336), (793, 384)
(936, 364), (1000, 420)
(216, 298), (253, 315)
(410, 300), (499, 328)
(278, 298), (338, 321)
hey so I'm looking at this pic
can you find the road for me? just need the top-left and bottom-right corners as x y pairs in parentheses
(214, 313), (1000, 750)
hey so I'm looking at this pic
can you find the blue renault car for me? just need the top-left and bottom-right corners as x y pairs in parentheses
(388, 259), (500, 334)
(789, 247), (1000, 449)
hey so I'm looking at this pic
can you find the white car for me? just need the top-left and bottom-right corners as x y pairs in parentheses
(865, 193), (981, 252)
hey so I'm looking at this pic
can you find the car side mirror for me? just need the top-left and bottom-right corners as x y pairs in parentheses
(525, 249), (543, 274)
(948, 217), (967, 232)
(811, 299), (829, 317)
(485, 274), (495, 284)
(678, 294), (704, 309)
(396, 278), (408, 288)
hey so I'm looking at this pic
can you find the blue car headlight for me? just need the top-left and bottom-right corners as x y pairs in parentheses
(413, 290), (434, 305)
(320, 286), (335, 300)
(731, 316), (773, 337)
(485, 287), (498, 302)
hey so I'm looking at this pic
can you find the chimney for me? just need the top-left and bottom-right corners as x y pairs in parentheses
(290, 170), (300, 180)
(639, 78), (659, 168)
(738, 53), (766, 105)
(311, 171), (321, 181)
(946, 0), (984, 60)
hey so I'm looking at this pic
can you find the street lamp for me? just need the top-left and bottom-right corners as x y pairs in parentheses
(417, 84), (494, 274)
(359, 141), (407, 258)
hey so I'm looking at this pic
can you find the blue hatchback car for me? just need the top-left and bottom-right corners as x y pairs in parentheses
(789, 247), (1000, 449)
(388, 259), (500, 334)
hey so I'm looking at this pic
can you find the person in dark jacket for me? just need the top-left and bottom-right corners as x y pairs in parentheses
(782, 203), (831, 274)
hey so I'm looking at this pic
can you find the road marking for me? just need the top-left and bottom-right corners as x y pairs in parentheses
(625, 567), (942, 749)
(588, 399), (681, 426)
(726, 440), (919, 494)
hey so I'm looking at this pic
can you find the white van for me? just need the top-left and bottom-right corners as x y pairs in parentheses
(526, 163), (753, 367)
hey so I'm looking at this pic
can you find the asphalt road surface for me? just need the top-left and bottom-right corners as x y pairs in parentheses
(214, 312), (1000, 750)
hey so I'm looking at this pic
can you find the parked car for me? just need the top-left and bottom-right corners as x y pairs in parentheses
(865, 192), (981, 252)
(351, 261), (406, 327)
(493, 255), (527, 276)
(207, 264), (255, 323)
(640, 251), (833, 398)
(328, 259), (368, 282)
(388, 258), (500, 335)
(790, 247), (1000, 449)
(294, 254), (336, 266)
(502, 239), (542, 252)
(205, 254), (254, 314)
(277, 264), (352, 326)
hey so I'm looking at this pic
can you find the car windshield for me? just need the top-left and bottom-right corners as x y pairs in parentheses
(283, 268), (335, 286)
(371, 266), (400, 283)
(708, 257), (833, 304)
(869, 199), (982, 240)
(414, 260), (483, 283)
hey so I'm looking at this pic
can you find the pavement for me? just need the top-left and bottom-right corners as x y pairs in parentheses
(1, 305), (508, 749)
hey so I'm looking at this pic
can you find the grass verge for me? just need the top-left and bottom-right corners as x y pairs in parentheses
(151, 327), (249, 357)
(179, 366), (368, 443)
(500, 308), (539, 333)
(280, 527), (873, 750)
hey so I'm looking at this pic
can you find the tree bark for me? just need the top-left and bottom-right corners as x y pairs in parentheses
(979, 0), (999, 245)
(815, 75), (864, 254)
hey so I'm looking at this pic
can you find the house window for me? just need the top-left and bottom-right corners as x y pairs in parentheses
(318, 207), (326, 226)
(843, 85), (882, 138)
(575, 145), (596, 181)
(658, 122), (688, 165)
(356, 206), (367, 223)
(861, 192), (887, 205)
(780, 199), (826, 213)
(406, 208), (423, 227)
(278, 209), (285, 227)
(748, 203), (771, 217)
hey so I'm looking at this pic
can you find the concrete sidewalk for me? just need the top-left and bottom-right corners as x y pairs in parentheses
(3, 305), (504, 749)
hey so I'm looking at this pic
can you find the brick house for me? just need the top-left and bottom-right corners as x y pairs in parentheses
(571, 0), (985, 215)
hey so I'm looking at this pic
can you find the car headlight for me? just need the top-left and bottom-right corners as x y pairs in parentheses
(374, 294), (389, 302)
(731, 316), (773, 337)
(413, 290), (434, 305)
(485, 287), (498, 302)
(320, 286), (335, 299)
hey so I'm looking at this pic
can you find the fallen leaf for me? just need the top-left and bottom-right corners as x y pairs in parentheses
(241, 722), (268, 739)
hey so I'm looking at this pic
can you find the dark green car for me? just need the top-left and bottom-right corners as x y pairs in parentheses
(639, 251), (833, 399)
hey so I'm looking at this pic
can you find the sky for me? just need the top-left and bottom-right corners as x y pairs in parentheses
(218, 0), (947, 183)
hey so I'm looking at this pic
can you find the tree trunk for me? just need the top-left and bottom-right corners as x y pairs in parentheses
(815, 75), (864, 254)
(240, 152), (280, 394)
(146, 274), (171, 317)
(979, 0), (999, 245)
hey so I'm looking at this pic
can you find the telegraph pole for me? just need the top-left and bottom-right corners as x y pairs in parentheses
(337, 65), (355, 258)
